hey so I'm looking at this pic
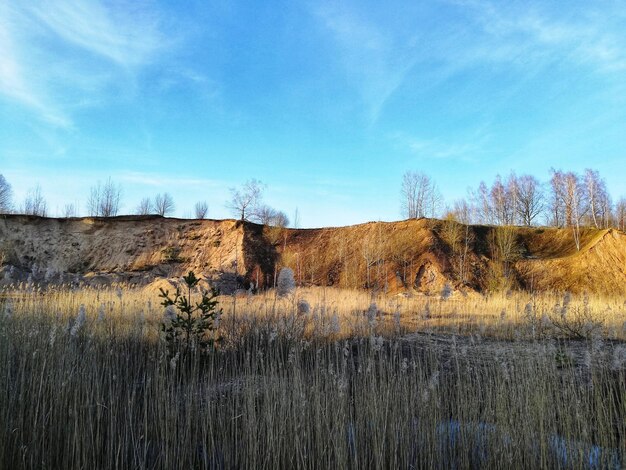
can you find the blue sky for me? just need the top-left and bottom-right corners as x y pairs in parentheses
(1, 0), (625, 227)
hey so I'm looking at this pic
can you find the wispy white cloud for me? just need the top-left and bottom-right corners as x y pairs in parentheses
(0, 1), (169, 127)
(26, 1), (162, 68)
(390, 127), (492, 161)
(311, 0), (626, 124)
(407, 139), (477, 160)
(448, 0), (626, 74)
(0, 6), (70, 127)
(311, 2), (419, 124)
(155, 66), (220, 103)
(442, 0), (626, 163)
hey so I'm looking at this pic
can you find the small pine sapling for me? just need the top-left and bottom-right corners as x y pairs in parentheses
(159, 271), (222, 358)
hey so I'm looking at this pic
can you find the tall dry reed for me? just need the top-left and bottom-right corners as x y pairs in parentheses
(0, 286), (624, 468)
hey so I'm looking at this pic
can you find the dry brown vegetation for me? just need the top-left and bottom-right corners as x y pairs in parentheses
(1, 285), (625, 468)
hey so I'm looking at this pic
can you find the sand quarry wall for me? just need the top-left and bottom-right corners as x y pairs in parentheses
(0, 215), (624, 295)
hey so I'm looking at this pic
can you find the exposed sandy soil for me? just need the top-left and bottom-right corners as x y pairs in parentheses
(0, 215), (624, 295)
(0, 215), (244, 291)
(516, 228), (626, 294)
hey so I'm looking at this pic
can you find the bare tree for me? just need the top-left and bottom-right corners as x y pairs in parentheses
(252, 204), (289, 227)
(615, 198), (626, 231)
(154, 193), (175, 217)
(563, 172), (588, 250)
(566, 173), (584, 227)
(549, 168), (604, 249)
(490, 175), (514, 225)
(63, 203), (77, 218)
(100, 178), (122, 217)
(227, 179), (263, 221)
(0, 174), (13, 213)
(87, 178), (122, 217)
(549, 169), (587, 229)
(515, 174), (544, 226)
(469, 177), (509, 225)
(599, 192), (613, 229)
(472, 173), (542, 226)
(584, 169), (600, 228)
(548, 169), (566, 227)
(451, 199), (473, 224)
(194, 201), (209, 219)
(87, 187), (99, 216)
(23, 185), (47, 216)
(400, 171), (441, 219)
(272, 210), (289, 228)
(505, 173), (521, 224)
(472, 181), (493, 224)
(136, 197), (153, 215)
(584, 169), (611, 228)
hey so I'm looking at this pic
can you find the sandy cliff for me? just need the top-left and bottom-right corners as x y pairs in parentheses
(1, 215), (624, 295)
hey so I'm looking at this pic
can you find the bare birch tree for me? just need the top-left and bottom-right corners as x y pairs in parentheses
(548, 170), (566, 227)
(615, 198), (626, 231)
(0, 174), (12, 213)
(549, 169), (586, 228)
(561, 171), (588, 250)
(400, 171), (441, 219)
(584, 169), (611, 228)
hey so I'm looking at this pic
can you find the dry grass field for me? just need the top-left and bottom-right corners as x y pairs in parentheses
(1, 285), (625, 469)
